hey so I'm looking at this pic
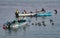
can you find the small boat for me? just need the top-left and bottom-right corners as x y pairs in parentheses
(3, 18), (30, 30)
(18, 12), (52, 17)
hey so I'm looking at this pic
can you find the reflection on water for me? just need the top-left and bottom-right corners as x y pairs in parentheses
(4, 24), (29, 33)
(3, 24), (29, 38)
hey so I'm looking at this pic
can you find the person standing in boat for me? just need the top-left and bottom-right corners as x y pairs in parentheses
(35, 8), (46, 13)
(23, 10), (27, 18)
(15, 9), (21, 23)
(23, 10), (28, 14)
(15, 9), (19, 18)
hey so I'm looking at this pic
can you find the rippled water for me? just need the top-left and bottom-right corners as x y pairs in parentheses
(0, 0), (60, 38)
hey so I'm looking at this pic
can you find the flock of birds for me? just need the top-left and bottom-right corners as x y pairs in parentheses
(31, 19), (54, 27)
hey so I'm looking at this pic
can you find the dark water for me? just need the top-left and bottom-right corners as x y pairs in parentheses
(0, 0), (60, 38)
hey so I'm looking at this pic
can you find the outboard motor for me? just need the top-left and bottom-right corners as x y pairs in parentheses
(3, 24), (7, 30)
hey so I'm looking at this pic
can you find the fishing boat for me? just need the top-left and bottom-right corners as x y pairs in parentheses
(3, 17), (30, 30)
(18, 11), (52, 17)
(15, 9), (57, 17)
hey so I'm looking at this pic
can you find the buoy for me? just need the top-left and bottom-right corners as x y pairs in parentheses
(54, 10), (57, 14)
(52, 23), (54, 25)
(43, 23), (46, 26)
(50, 19), (53, 23)
(32, 23), (34, 25)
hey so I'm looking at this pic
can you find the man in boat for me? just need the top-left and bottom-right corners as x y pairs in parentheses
(41, 8), (46, 12)
(35, 8), (46, 13)
(17, 17), (26, 23)
(23, 10), (28, 14)
(6, 21), (11, 30)
(30, 11), (33, 13)
(15, 9), (22, 23)
(15, 9), (19, 18)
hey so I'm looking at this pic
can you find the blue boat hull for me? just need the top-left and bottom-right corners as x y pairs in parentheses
(36, 12), (52, 17)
